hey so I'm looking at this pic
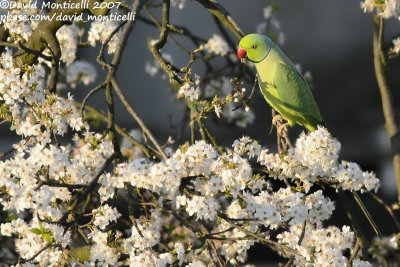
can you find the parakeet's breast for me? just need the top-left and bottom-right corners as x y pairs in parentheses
(254, 46), (283, 82)
(253, 43), (323, 130)
(254, 46), (293, 121)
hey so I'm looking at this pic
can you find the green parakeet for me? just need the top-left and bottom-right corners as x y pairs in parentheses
(237, 33), (325, 132)
(237, 34), (382, 236)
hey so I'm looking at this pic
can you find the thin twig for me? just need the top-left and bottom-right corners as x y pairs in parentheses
(143, 5), (190, 55)
(111, 77), (167, 159)
(79, 82), (106, 116)
(62, 153), (117, 224)
(369, 192), (400, 230)
(285, 221), (307, 267)
(202, 119), (223, 152)
(0, 148), (15, 158)
(40, 180), (87, 189)
(249, 75), (258, 100)
(19, 244), (51, 263)
(79, 103), (154, 158)
(97, 20), (127, 67)
(218, 213), (300, 258)
(339, 191), (369, 257)
(100, 0), (147, 162)
(199, 224), (226, 267)
(347, 236), (362, 267)
(17, 41), (52, 61)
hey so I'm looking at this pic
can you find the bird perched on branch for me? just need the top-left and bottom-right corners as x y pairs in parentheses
(237, 33), (326, 132)
(237, 33), (382, 237)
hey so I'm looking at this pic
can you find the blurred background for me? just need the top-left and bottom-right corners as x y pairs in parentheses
(2, 0), (400, 264)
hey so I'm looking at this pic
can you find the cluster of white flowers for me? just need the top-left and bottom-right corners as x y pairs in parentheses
(56, 24), (79, 65)
(390, 37), (400, 54)
(93, 204), (121, 230)
(360, 0), (400, 55)
(278, 224), (354, 266)
(232, 135), (262, 159)
(201, 34), (230, 56)
(66, 60), (97, 88)
(87, 230), (119, 266)
(1, 217), (70, 265)
(367, 233), (400, 261)
(0, 47), (113, 242)
(361, 0), (400, 19)
(0, 110), (384, 266)
(178, 82), (200, 101)
(88, 19), (121, 54)
(3, 0), (40, 42)
(0, 50), (27, 105)
(258, 127), (380, 193)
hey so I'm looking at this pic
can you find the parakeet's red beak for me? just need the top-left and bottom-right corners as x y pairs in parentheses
(237, 46), (247, 60)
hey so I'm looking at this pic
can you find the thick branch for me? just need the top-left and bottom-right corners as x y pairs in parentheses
(148, 0), (182, 89)
(195, 0), (244, 40)
(101, 0), (146, 161)
(373, 15), (400, 202)
(13, 0), (109, 67)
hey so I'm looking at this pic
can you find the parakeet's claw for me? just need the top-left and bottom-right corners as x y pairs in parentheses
(277, 123), (290, 136)
(277, 123), (293, 153)
(270, 109), (293, 153)
(272, 113), (283, 126)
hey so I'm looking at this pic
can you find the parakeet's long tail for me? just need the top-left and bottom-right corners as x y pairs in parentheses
(352, 190), (382, 237)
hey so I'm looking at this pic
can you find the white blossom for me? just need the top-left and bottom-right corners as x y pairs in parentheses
(202, 34), (229, 56)
(56, 24), (79, 65)
(390, 37), (400, 54)
(66, 60), (97, 88)
(93, 204), (121, 230)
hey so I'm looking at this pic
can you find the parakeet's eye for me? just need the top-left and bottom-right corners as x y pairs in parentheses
(251, 45), (257, 49)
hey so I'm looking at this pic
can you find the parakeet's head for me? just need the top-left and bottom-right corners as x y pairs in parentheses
(237, 34), (271, 63)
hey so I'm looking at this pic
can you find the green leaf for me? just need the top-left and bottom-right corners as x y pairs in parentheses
(30, 228), (42, 235)
(70, 245), (91, 262)
(42, 233), (54, 243)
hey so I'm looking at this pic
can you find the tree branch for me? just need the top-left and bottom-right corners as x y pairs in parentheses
(79, 103), (154, 158)
(373, 15), (400, 202)
(195, 0), (244, 40)
(13, 0), (109, 67)
(111, 77), (167, 160)
(148, 0), (183, 89)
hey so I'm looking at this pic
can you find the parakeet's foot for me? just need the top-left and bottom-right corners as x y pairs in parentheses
(271, 112), (283, 127)
(277, 123), (290, 136)
(271, 109), (293, 154)
(277, 123), (293, 153)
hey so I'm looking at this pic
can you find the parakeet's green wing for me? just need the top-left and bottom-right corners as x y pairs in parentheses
(273, 63), (323, 131)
